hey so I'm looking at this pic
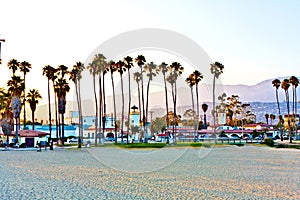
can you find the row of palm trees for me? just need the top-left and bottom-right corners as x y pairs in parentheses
(1, 59), (42, 143)
(1, 53), (224, 146)
(272, 76), (299, 143)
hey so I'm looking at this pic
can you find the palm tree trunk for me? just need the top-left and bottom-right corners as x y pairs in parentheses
(195, 83), (199, 140)
(163, 74), (169, 130)
(53, 87), (59, 142)
(127, 71), (131, 144)
(32, 110), (35, 130)
(47, 80), (53, 149)
(103, 73), (106, 144)
(61, 113), (64, 146)
(276, 89), (283, 141)
(78, 80), (83, 147)
(98, 74), (103, 145)
(75, 81), (81, 148)
(121, 76), (124, 144)
(140, 67), (145, 132)
(93, 75), (98, 147)
(213, 75), (217, 144)
(23, 75), (26, 130)
(145, 78), (151, 142)
(111, 73), (117, 143)
(174, 81), (177, 143)
(285, 91), (292, 143)
(190, 86), (196, 140)
(295, 88), (298, 136)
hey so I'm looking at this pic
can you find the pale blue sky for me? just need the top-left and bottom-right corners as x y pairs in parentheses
(1, 0), (300, 103)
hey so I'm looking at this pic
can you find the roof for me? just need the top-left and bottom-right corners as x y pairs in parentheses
(9, 130), (49, 137)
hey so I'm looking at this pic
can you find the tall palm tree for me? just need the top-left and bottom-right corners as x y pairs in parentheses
(19, 60), (32, 130)
(116, 60), (126, 143)
(124, 56), (133, 143)
(144, 62), (159, 142)
(272, 79), (283, 141)
(193, 70), (203, 138)
(202, 103), (208, 129)
(281, 78), (292, 143)
(7, 58), (19, 75)
(7, 75), (24, 143)
(26, 89), (42, 130)
(69, 61), (84, 148)
(289, 76), (299, 135)
(186, 73), (196, 139)
(135, 55), (146, 128)
(42, 65), (56, 149)
(210, 61), (224, 143)
(54, 77), (70, 146)
(167, 62), (184, 143)
(133, 71), (142, 124)
(264, 113), (269, 124)
(108, 61), (118, 143)
(158, 62), (169, 130)
(87, 61), (99, 146)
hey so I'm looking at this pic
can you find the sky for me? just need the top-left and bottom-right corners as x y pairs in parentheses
(1, 0), (300, 105)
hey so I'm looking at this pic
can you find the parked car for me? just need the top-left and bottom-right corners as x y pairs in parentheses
(68, 137), (78, 143)
(105, 137), (115, 142)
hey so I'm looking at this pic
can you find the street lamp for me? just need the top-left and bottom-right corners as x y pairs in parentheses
(0, 38), (5, 64)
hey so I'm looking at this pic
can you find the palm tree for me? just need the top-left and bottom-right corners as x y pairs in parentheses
(135, 55), (146, 128)
(7, 75), (24, 143)
(281, 78), (292, 143)
(193, 70), (203, 138)
(7, 59), (19, 75)
(26, 89), (42, 130)
(167, 62), (184, 143)
(289, 76), (299, 135)
(87, 61), (99, 146)
(272, 79), (283, 140)
(54, 77), (70, 146)
(210, 61), (224, 143)
(202, 103), (208, 129)
(42, 65), (56, 149)
(69, 62), (84, 148)
(186, 73), (196, 139)
(19, 60), (32, 130)
(116, 60), (126, 143)
(133, 72), (142, 131)
(265, 113), (269, 124)
(144, 62), (159, 142)
(270, 114), (276, 125)
(108, 61), (118, 143)
(124, 56), (133, 143)
(158, 62), (169, 130)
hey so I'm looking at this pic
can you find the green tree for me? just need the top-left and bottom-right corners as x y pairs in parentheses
(265, 113), (269, 125)
(26, 89), (42, 130)
(7, 58), (19, 75)
(289, 76), (299, 136)
(135, 55), (146, 126)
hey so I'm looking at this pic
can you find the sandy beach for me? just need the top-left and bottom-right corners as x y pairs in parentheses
(0, 145), (299, 199)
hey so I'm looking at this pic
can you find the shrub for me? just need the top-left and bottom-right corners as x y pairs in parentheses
(190, 142), (203, 147)
(264, 138), (274, 147)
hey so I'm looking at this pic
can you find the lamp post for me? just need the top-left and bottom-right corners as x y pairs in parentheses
(0, 39), (5, 64)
